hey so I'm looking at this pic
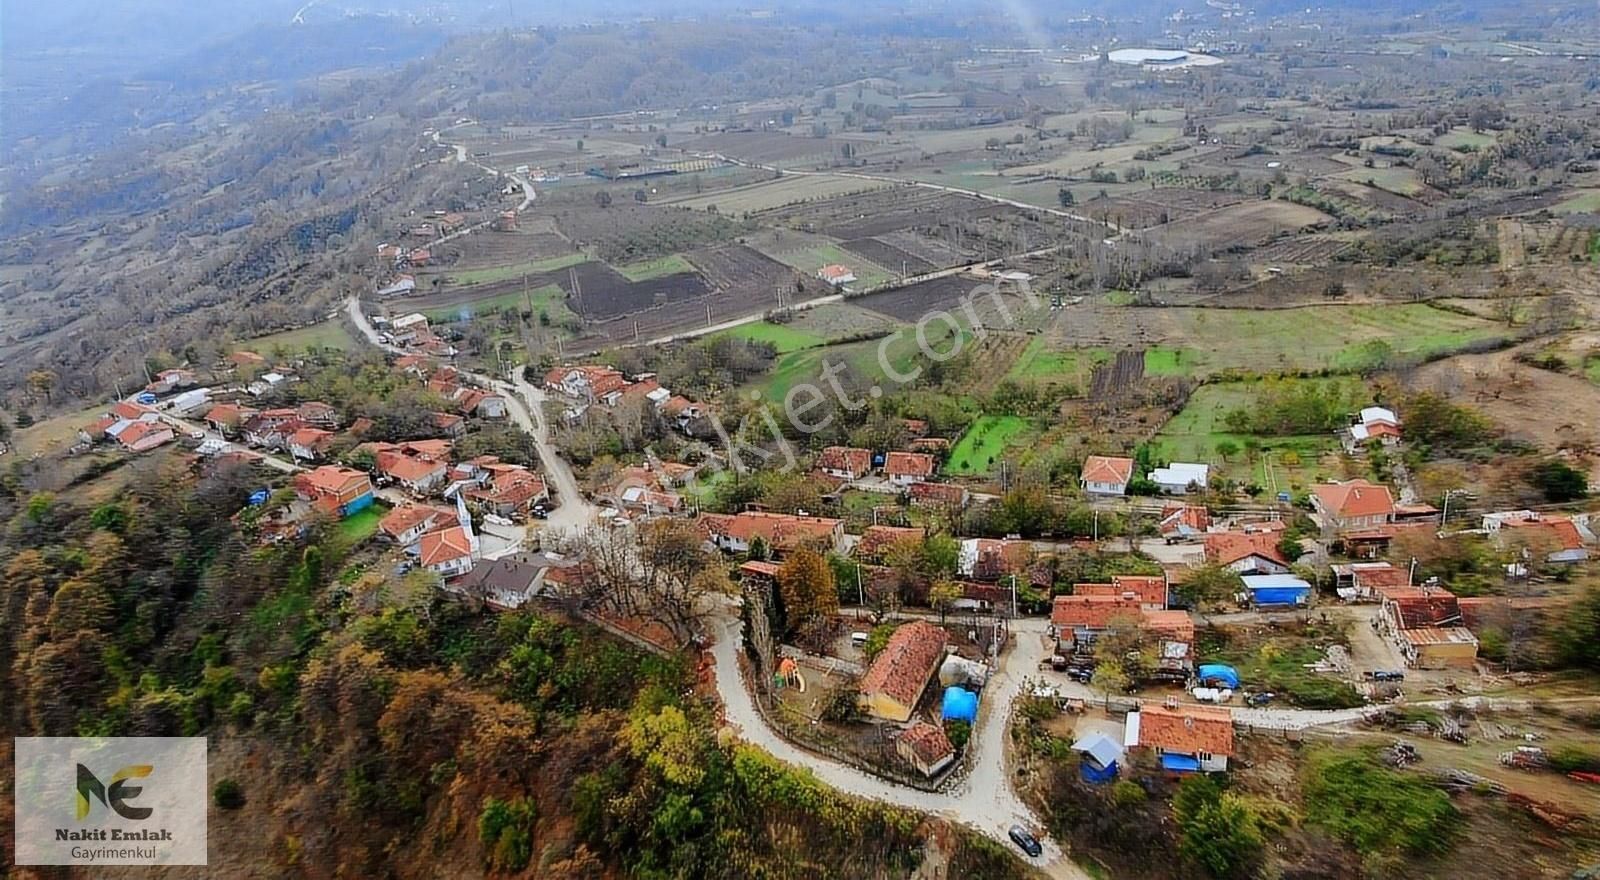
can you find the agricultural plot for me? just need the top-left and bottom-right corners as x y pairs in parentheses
(1081, 187), (1248, 229)
(1089, 349), (1148, 399)
(757, 187), (1003, 239)
(840, 238), (935, 275)
(1143, 201), (1333, 253)
(423, 284), (570, 325)
(668, 175), (892, 213)
(711, 321), (827, 353)
(677, 130), (862, 166)
(1248, 235), (1355, 265)
(1335, 165), (1433, 199)
(443, 253), (588, 287)
(749, 320), (968, 404)
(550, 203), (749, 263)
(616, 254), (695, 281)
(1004, 338), (1110, 391)
(1151, 380), (1359, 491)
(879, 230), (976, 268)
(852, 275), (983, 321)
(946, 415), (1032, 475)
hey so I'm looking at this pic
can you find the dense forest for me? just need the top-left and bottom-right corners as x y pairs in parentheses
(0, 456), (1026, 877)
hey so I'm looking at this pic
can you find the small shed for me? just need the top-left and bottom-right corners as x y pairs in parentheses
(1072, 732), (1124, 784)
(1196, 664), (1240, 689)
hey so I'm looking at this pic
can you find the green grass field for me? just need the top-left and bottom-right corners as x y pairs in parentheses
(947, 415), (1031, 475)
(423, 284), (571, 323)
(1143, 347), (1197, 377)
(1586, 353), (1600, 386)
(336, 504), (385, 545)
(1005, 339), (1109, 390)
(1166, 304), (1503, 375)
(616, 254), (695, 281)
(752, 322), (968, 405)
(1337, 166), (1426, 197)
(1151, 379), (1361, 492)
(447, 253), (587, 286)
(249, 320), (357, 354)
(712, 321), (827, 353)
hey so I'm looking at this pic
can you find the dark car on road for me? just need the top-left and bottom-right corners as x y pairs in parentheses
(1008, 825), (1042, 858)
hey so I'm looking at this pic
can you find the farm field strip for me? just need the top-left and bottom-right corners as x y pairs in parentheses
(668, 174), (893, 212)
(444, 253), (588, 286)
(1151, 379), (1360, 490)
(946, 415), (1032, 475)
(248, 319), (357, 354)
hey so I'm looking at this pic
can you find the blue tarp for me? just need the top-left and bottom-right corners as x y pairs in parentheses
(341, 492), (376, 517)
(1161, 753), (1201, 773)
(941, 686), (978, 723)
(1197, 664), (1240, 689)
(1081, 760), (1119, 784)
(1251, 586), (1310, 607)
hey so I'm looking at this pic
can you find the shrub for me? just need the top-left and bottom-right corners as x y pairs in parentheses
(1550, 746), (1600, 774)
(1111, 779), (1147, 807)
(1173, 776), (1263, 877)
(213, 778), (246, 810)
(944, 719), (971, 750)
(478, 796), (537, 871)
(1302, 751), (1459, 856)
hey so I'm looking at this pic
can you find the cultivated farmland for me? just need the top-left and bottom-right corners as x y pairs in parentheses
(1143, 201), (1334, 253)
(947, 415), (1032, 475)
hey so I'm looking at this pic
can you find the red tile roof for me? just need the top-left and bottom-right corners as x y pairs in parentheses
(418, 526), (473, 566)
(1138, 703), (1234, 756)
(1160, 504), (1211, 535)
(698, 511), (841, 552)
(1314, 480), (1395, 520)
(908, 482), (967, 505)
(858, 621), (945, 708)
(204, 403), (258, 426)
(899, 721), (954, 765)
(380, 453), (445, 484)
(1081, 454), (1135, 486)
(1140, 609), (1195, 643)
(379, 505), (451, 540)
(1203, 531), (1289, 568)
(1503, 517), (1586, 551)
(739, 560), (783, 580)
(296, 465), (371, 498)
(885, 451), (935, 479)
(816, 446), (872, 476)
(1051, 595), (1143, 629)
(1385, 587), (1464, 629)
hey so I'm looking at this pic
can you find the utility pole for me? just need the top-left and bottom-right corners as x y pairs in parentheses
(1010, 573), (1019, 618)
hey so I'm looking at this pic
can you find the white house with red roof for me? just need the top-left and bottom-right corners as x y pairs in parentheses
(816, 446), (873, 481)
(1312, 479), (1396, 533)
(1080, 455), (1134, 496)
(884, 451), (936, 486)
(419, 526), (475, 578)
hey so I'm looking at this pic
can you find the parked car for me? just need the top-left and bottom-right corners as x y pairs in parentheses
(1366, 670), (1406, 682)
(1245, 692), (1276, 707)
(1008, 825), (1042, 858)
(1066, 667), (1093, 683)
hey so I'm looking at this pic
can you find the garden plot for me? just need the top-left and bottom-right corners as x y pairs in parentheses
(668, 174), (892, 213)
(840, 238), (935, 275)
(1248, 235), (1355, 265)
(677, 130), (863, 166)
(1081, 187), (1249, 229)
(550, 203), (750, 263)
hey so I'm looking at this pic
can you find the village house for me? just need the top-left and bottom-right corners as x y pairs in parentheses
(464, 466), (548, 518)
(1482, 511), (1592, 565)
(699, 511), (846, 556)
(1126, 703), (1234, 774)
(455, 387), (509, 419)
(378, 504), (454, 548)
(419, 526), (475, 579)
(895, 722), (956, 777)
(1341, 406), (1403, 452)
(389, 313), (431, 345)
(1312, 479), (1396, 533)
(145, 368), (197, 396)
(293, 466), (375, 518)
(287, 427), (336, 462)
(908, 481), (969, 509)
(857, 621), (946, 723)
(1159, 504), (1212, 543)
(606, 465), (682, 518)
(545, 365), (629, 405)
(431, 412), (467, 438)
(378, 450), (449, 495)
(1050, 595), (1144, 653)
(1330, 561), (1411, 601)
(455, 557), (548, 610)
(816, 446), (873, 481)
(203, 403), (258, 438)
(78, 401), (175, 453)
(1080, 455), (1135, 496)
(957, 538), (1028, 581)
(1149, 462), (1210, 495)
(1203, 531), (1291, 575)
(241, 409), (302, 449)
(1376, 584), (1478, 669)
(817, 264), (856, 287)
(294, 401), (340, 430)
(884, 451), (936, 486)
(1073, 574), (1168, 610)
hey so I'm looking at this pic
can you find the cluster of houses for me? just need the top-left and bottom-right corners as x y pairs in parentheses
(1079, 455), (1212, 496)
(1050, 575), (1195, 678)
(373, 313), (457, 358)
(542, 363), (704, 431)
